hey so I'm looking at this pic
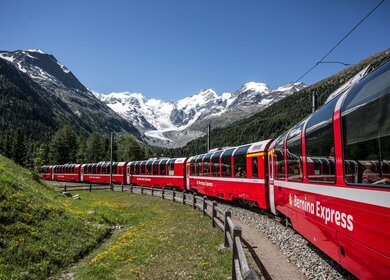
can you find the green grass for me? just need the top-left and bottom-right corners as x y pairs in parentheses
(0, 155), (109, 280)
(58, 191), (231, 280)
(0, 155), (231, 279)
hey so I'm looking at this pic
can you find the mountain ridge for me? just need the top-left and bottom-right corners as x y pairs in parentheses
(0, 49), (142, 139)
(94, 81), (306, 147)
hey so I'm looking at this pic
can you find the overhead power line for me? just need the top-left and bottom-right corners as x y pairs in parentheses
(294, 0), (385, 83)
(317, 61), (351, 66)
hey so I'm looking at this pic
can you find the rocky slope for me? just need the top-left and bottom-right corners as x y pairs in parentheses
(0, 49), (141, 139)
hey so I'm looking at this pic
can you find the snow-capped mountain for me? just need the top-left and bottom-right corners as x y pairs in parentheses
(0, 49), (141, 138)
(95, 81), (305, 146)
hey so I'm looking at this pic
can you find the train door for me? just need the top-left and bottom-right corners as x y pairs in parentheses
(268, 149), (276, 215)
(186, 159), (191, 190)
(80, 165), (84, 181)
(126, 164), (131, 184)
(52, 166), (56, 180)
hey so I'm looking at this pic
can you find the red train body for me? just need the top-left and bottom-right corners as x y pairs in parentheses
(39, 60), (390, 279)
(126, 158), (187, 190)
(187, 140), (272, 208)
(80, 162), (127, 184)
(52, 164), (81, 182)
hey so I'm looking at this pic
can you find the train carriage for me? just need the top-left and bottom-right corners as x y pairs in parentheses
(52, 164), (81, 182)
(187, 140), (272, 208)
(80, 162), (127, 184)
(268, 59), (390, 279)
(127, 158), (187, 190)
(38, 165), (53, 180)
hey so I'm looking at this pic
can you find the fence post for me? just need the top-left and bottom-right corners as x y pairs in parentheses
(64, 185), (67, 192)
(232, 225), (242, 280)
(182, 191), (186, 205)
(172, 189), (176, 202)
(224, 210), (231, 248)
(151, 187), (154, 196)
(89, 184), (92, 192)
(141, 187), (144, 195)
(193, 193), (196, 209)
(121, 184), (123, 192)
(202, 196), (207, 216)
(130, 185), (133, 193)
(212, 201), (217, 228)
(162, 188), (165, 199)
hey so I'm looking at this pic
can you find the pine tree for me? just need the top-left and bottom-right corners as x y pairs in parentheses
(76, 136), (87, 163)
(12, 128), (27, 165)
(117, 135), (145, 161)
(85, 133), (101, 162)
(33, 143), (49, 172)
(49, 125), (77, 164)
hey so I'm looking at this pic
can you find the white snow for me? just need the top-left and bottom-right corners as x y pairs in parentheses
(21, 51), (37, 59)
(0, 53), (15, 62)
(16, 61), (27, 73)
(27, 49), (45, 54)
(144, 130), (173, 142)
(57, 61), (70, 74)
(238, 82), (270, 94)
(91, 81), (305, 144)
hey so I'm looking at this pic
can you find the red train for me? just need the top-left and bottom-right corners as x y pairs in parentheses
(40, 60), (390, 279)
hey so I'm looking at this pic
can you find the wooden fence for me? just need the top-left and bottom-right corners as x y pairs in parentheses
(59, 184), (261, 280)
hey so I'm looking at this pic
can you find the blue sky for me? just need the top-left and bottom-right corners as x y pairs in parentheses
(1, 0), (389, 101)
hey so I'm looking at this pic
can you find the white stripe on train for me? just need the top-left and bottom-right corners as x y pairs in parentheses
(274, 180), (390, 208)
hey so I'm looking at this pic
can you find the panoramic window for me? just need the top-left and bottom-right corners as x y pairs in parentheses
(233, 145), (250, 178)
(221, 148), (235, 177)
(135, 162), (140, 175)
(140, 162), (147, 175)
(129, 163), (134, 175)
(168, 159), (175, 175)
(305, 97), (338, 183)
(195, 155), (204, 176)
(153, 161), (159, 175)
(189, 158), (195, 176)
(274, 133), (286, 180)
(342, 61), (390, 186)
(160, 160), (167, 176)
(211, 151), (223, 176)
(146, 162), (152, 175)
(286, 122), (304, 182)
(203, 153), (213, 176)
(112, 163), (118, 174)
(92, 164), (97, 174)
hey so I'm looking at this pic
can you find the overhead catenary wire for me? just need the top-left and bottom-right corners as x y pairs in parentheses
(294, 0), (385, 83)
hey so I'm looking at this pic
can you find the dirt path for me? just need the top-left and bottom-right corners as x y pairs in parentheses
(233, 218), (306, 280)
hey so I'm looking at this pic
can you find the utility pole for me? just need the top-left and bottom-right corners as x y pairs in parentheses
(207, 124), (211, 152)
(312, 92), (317, 113)
(109, 132), (113, 191)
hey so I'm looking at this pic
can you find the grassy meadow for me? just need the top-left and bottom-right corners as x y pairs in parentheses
(62, 191), (231, 279)
(0, 155), (230, 279)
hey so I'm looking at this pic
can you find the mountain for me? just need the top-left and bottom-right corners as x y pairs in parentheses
(0, 49), (141, 140)
(154, 48), (390, 157)
(95, 82), (305, 147)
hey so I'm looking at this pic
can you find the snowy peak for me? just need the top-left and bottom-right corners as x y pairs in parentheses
(0, 49), (83, 91)
(0, 49), (141, 137)
(95, 91), (175, 132)
(95, 81), (306, 146)
(235, 82), (270, 96)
